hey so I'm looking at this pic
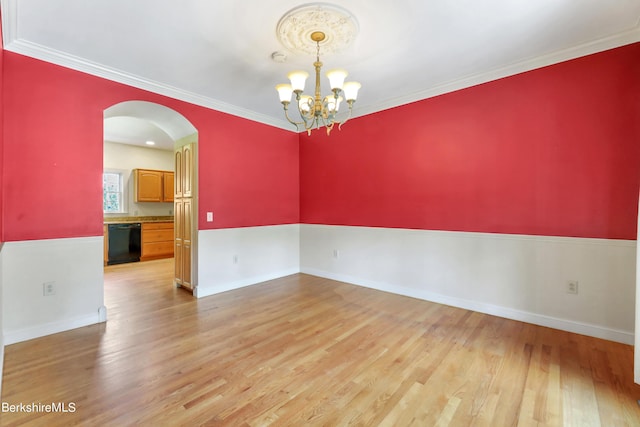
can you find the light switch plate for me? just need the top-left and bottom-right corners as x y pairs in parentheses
(207, 212), (213, 222)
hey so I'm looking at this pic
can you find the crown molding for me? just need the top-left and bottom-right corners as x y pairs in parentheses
(0, 0), (297, 133)
(2, 0), (640, 132)
(0, 0), (17, 45)
(6, 39), (297, 132)
(352, 25), (640, 119)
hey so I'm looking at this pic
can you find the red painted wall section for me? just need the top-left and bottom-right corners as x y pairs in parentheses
(2, 52), (299, 242)
(0, 15), (4, 244)
(300, 43), (640, 240)
(196, 112), (300, 229)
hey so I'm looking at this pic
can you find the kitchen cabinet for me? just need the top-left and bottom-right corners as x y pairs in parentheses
(174, 199), (193, 289)
(174, 145), (193, 198)
(141, 222), (174, 261)
(174, 143), (196, 291)
(175, 149), (183, 198)
(134, 169), (174, 202)
(163, 172), (174, 202)
(182, 144), (194, 197)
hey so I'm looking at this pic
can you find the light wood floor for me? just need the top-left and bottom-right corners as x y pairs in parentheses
(2, 258), (640, 426)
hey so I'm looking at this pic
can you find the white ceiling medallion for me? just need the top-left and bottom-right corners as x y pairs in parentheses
(276, 3), (359, 56)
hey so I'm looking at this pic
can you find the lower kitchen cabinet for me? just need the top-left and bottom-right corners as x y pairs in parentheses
(141, 222), (174, 261)
(103, 225), (108, 266)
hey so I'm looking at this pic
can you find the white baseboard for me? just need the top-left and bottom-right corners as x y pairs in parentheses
(4, 311), (104, 346)
(302, 267), (634, 344)
(1, 236), (105, 346)
(196, 268), (300, 298)
(196, 224), (300, 298)
(300, 224), (636, 345)
(0, 334), (4, 396)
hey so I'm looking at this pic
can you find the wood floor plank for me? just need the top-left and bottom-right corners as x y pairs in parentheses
(2, 258), (640, 426)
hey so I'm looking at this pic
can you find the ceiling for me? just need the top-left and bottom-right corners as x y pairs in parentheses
(3, 0), (640, 150)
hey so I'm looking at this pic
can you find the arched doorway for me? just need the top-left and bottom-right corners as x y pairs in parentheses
(103, 100), (198, 294)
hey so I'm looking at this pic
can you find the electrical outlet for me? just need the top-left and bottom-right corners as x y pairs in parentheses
(333, 249), (339, 259)
(43, 281), (56, 296)
(566, 280), (579, 294)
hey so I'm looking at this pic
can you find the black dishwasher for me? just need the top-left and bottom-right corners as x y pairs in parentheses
(107, 223), (142, 265)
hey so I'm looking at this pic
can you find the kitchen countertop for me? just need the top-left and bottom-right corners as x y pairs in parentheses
(104, 216), (174, 224)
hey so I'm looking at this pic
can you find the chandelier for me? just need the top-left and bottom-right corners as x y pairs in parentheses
(275, 31), (361, 136)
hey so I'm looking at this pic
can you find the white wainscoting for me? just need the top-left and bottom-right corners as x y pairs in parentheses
(196, 224), (300, 298)
(300, 224), (636, 344)
(1, 237), (106, 345)
(0, 242), (4, 396)
(0, 224), (634, 360)
(635, 195), (640, 383)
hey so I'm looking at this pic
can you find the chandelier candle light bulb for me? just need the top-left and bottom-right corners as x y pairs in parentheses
(275, 31), (361, 135)
(287, 71), (309, 92)
(342, 81), (362, 102)
(275, 84), (293, 103)
(326, 69), (348, 90)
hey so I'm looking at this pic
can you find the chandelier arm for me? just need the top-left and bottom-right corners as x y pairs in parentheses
(321, 96), (330, 120)
(293, 92), (317, 132)
(337, 100), (356, 131)
(314, 113), (333, 136)
(297, 108), (315, 132)
(281, 103), (306, 130)
(325, 120), (336, 136)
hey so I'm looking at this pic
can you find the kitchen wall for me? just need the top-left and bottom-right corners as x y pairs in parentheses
(103, 141), (174, 218)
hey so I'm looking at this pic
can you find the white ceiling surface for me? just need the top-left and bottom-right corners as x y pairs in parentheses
(3, 0), (640, 148)
(104, 101), (197, 151)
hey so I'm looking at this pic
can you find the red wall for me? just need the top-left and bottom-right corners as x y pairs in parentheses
(3, 43), (640, 242)
(300, 43), (640, 240)
(2, 52), (299, 242)
(0, 14), (4, 243)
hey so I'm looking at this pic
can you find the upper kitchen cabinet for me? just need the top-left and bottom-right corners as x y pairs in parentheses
(163, 171), (174, 202)
(175, 144), (194, 198)
(182, 144), (194, 198)
(134, 169), (174, 202)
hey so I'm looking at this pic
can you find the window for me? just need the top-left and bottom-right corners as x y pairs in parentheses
(103, 170), (127, 213)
